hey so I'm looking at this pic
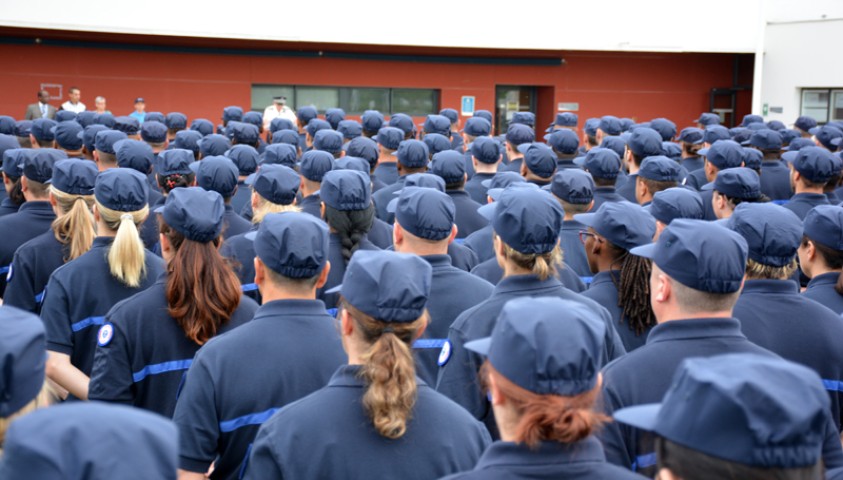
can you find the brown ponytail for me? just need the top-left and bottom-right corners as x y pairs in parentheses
(483, 362), (607, 448)
(50, 187), (96, 262)
(342, 300), (428, 439)
(159, 218), (241, 345)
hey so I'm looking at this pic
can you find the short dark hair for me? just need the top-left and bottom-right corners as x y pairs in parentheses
(68, 87), (80, 94)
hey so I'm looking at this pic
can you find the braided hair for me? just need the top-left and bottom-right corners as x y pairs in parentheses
(609, 247), (656, 336)
(324, 204), (375, 263)
(157, 172), (195, 195)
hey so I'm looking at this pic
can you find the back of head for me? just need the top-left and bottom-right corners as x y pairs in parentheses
(251, 212), (329, 293)
(49, 159), (98, 261)
(321, 170), (375, 263)
(0, 305), (47, 432)
(727, 203), (802, 279)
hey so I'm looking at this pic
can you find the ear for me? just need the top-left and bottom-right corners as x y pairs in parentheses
(315, 261), (331, 289)
(340, 308), (354, 337)
(320, 202), (327, 220)
(251, 190), (259, 210)
(656, 468), (681, 480)
(519, 163), (528, 178)
(29, 134), (38, 148)
(586, 199), (595, 213)
(254, 256), (266, 288)
(472, 156), (479, 169)
(448, 224), (458, 244)
(48, 190), (57, 207)
(393, 221), (404, 248)
(20, 176), (29, 193)
(805, 239), (817, 262)
(159, 232), (172, 257)
(488, 371), (506, 407)
(92, 203), (101, 222)
(653, 271), (670, 304)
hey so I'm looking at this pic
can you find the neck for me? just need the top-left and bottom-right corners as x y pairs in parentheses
(396, 239), (448, 257)
(627, 163), (639, 175)
(502, 263), (533, 278)
(474, 163), (498, 174)
(96, 220), (117, 238)
(378, 154), (396, 164)
(657, 310), (732, 323)
(796, 184), (824, 194)
(260, 286), (317, 302)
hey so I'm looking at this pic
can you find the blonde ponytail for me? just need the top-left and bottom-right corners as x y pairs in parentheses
(503, 243), (563, 281)
(50, 187), (96, 262)
(252, 194), (300, 225)
(97, 201), (149, 287)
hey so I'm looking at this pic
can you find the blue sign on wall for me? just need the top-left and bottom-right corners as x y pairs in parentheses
(461, 96), (475, 116)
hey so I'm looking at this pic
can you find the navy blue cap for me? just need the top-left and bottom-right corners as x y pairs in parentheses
(250, 212), (329, 278)
(804, 205), (843, 250)
(49, 159), (97, 195)
(114, 139), (154, 174)
(198, 134), (230, 157)
(783, 146), (836, 183)
(546, 129), (579, 154)
(396, 139), (429, 168)
(225, 144), (260, 175)
(55, 110), (76, 123)
(510, 112), (536, 127)
(0, 135), (18, 160)
(95, 130), (128, 155)
(174, 130), (202, 154)
(648, 187), (704, 224)
(422, 133), (452, 157)
(295, 107), (317, 127)
(145, 112), (164, 124)
(313, 129), (343, 154)
(15, 120), (33, 138)
(334, 156), (369, 173)
(389, 113), (415, 136)
(727, 203), (802, 267)
(483, 182), (540, 206)
(361, 110), (385, 133)
(620, 118), (636, 132)
(575, 202), (655, 250)
(304, 119), (332, 140)
(470, 136), (501, 164)
(337, 120), (362, 140)
(550, 169), (594, 205)
(53, 121), (84, 150)
(742, 148), (763, 170)
(269, 117), (296, 134)
(347, 136), (379, 167)
(662, 142), (682, 161)
(749, 129), (782, 150)
(780, 129), (801, 145)
(95, 112), (115, 128)
(481, 171), (526, 190)
(423, 114), (451, 136)
(95, 168), (149, 212)
(439, 108), (459, 124)
(113, 116), (140, 135)
(242, 111), (262, 129)
(552, 112), (578, 127)
(0, 116), (16, 135)
(299, 150), (334, 182)
(140, 121), (167, 144)
(376, 126), (404, 150)
(165, 112), (187, 130)
(703, 125), (731, 144)
(271, 129), (300, 147)
(714, 167), (761, 200)
(462, 117), (492, 137)
(321, 169), (370, 211)
(809, 124), (843, 150)
(474, 110), (493, 123)
(0, 306), (46, 417)
(599, 136), (626, 159)
(638, 155), (682, 182)
(614, 353), (828, 469)
(518, 142), (556, 178)
(466, 297), (605, 396)
(795, 115), (818, 133)
(767, 120), (786, 131)
(574, 147), (621, 179)
(402, 172), (446, 192)
(678, 127), (704, 144)
(741, 114), (764, 127)
(733, 127), (754, 143)
(3, 149), (25, 178)
(21, 149), (63, 183)
(156, 149), (193, 176)
(699, 140), (745, 169)
(505, 124), (534, 146)
(190, 118), (215, 136)
(246, 163), (300, 205)
(631, 219), (748, 293)
(628, 127), (663, 157)
(695, 112), (720, 126)
(223, 106), (244, 123)
(155, 187), (225, 242)
(261, 143), (297, 167)
(493, 187), (563, 254)
(332, 250), (431, 323)
(598, 115), (622, 136)
(392, 187), (455, 241)
(650, 118), (676, 141)
(430, 150), (466, 184)
(30, 118), (57, 141)
(227, 121), (260, 145)
(191, 156), (239, 197)
(583, 118), (600, 137)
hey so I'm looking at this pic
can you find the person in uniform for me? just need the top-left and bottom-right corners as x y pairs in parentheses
(463, 136), (500, 203)
(781, 146), (835, 219)
(312, 129), (344, 159)
(799, 205), (843, 314)
(634, 156), (681, 206)
(516, 142), (556, 187)
(52, 121), (85, 158)
(575, 147), (626, 210)
(262, 96), (296, 131)
(430, 150), (487, 238)
(371, 126), (403, 186)
(548, 168), (594, 278)
(546, 129), (581, 171)
(750, 129), (793, 200)
(460, 116), (493, 180)
(617, 128), (663, 202)
(175, 212), (345, 480)
(41, 168), (164, 401)
(708, 167), (767, 221)
(190, 156), (250, 239)
(4, 160), (97, 313)
(496, 124), (533, 173)
(224, 144), (260, 215)
(88, 187), (258, 416)
(677, 127), (705, 172)
(173, 130), (202, 160)
(198, 133), (231, 159)
(372, 139), (429, 223)
(29, 118), (57, 148)
(615, 354), (828, 480)
(346, 136), (385, 192)
(0, 149), (28, 218)
(244, 250), (492, 479)
(360, 110), (384, 139)
(155, 149), (195, 204)
(443, 297), (646, 480)
(463, 172), (525, 263)
(296, 149), (335, 219)
(437, 187), (625, 438)
(646, 187), (704, 240)
(686, 139), (744, 192)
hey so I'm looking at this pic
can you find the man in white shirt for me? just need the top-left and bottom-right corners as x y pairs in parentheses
(60, 87), (86, 113)
(263, 96), (297, 129)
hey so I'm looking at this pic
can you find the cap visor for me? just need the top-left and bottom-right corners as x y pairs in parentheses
(386, 198), (399, 214)
(697, 148), (710, 156)
(153, 205), (166, 214)
(325, 284), (342, 294)
(572, 212), (598, 227)
(477, 202), (496, 221)
(244, 231), (258, 241)
(629, 242), (657, 259)
(481, 179), (493, 188)
(612, 403), (662, 431)
(809, 127), (821, 135)
(832, 137), (843, 146)
(464, 337), (492, 356)
(573, 156), (586, 166)
(516, 143), (531, 154)
(486, 188), (504, 201)
(700, 182), (714, 191)
(188, 161), (201, 174)
(244, 172), (258, 185)
(781, 151), (798, 163)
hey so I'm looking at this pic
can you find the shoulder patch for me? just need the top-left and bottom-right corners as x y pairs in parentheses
(5, 262), (12, 283)
(97, 323), (114, 347)
(437, 340), (452, 367)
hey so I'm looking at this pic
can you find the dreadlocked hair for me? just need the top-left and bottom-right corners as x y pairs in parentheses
(324, 204), (375, 263)
(610, 248), (656, 336)
(501, 239), (563, 281)
(50, 187), (96, 262)
(157, 172), (195, 194)
(341, 298), (428, 439)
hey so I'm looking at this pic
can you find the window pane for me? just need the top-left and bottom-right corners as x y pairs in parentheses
(251, 85), (294, 112)
(802, 89), (829, 123)
(344, 88), (390, 114)
(391, 89), (439, 116)
(296, 87), (339, 113)
(832, 91), (843, 122)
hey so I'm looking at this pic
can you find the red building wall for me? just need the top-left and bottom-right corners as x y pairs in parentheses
(0, 29), (753, 132)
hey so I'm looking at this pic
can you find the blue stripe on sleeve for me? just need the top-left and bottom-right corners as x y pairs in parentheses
(219, 408), (280, 433)
(632, 452), (657, 471)
(132, 359), (193, 383)
(70, 316), (106, 332)
(413, 339), (447, 349)
(241, 283), (258, 292)
(824, 379), (843, 392)
(35, 290), (45, 304)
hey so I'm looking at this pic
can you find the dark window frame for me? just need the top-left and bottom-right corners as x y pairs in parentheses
(251, 84), (440, 115)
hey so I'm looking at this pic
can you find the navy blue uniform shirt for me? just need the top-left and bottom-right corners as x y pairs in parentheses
(803, 272), (843, 314)
(0, 197), (21, 217)
(680, 155), (704, 172)
(223, 204), (251, 239)
(244, 365), (491, 480)
(4, 230), (67, 313)
(760, 160), (793, 201)
(463, 224), (494, 263)
(229, 181), (252, 217)
(684, 168), (708, 191)
(174, 299), (345, 480)
(371, 177), (404, 223)
(368, 217), (394, 249)
(372, 162), (399, 186)
(442, 437), (646, 480)
(447, 242), (479, 272)
(447, 190), (488, 239)
(0, 201), (55, 297)
(41, 237), (165, 379)
(699, 186), (717, 220)
(138, 188), (163, 249)
(298, 193), (322, 219)
(470, 258), (586, 292)
(88, 279), (258, 416)
(560, 220), (590, 277)
(616, 174), (638, 202)
(462, 150), (476, 180)
(582, 270), (652, 352)
(317, 234), (379, 309)
(497, 157), (522, 174)
(220, 226), (261, 304)
(591, 187), (626, 211)
(733, 279), (843, 429)
(465, 172), (495, 204)
(437, 274), (625, 438)
(784, 193), (831, 220)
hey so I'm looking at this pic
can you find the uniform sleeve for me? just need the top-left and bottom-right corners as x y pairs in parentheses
(173, 353), (220, 473)
(39, 276), (74, 355)
(3, 251), (37, 313)
(823, 413), (843, 469)
(597, 379), (635, 470)
(243, 422), (285, 480)
(604, 314), (627, 363)
(435, 325), (486, 420)
(87, 317), (134, 404)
